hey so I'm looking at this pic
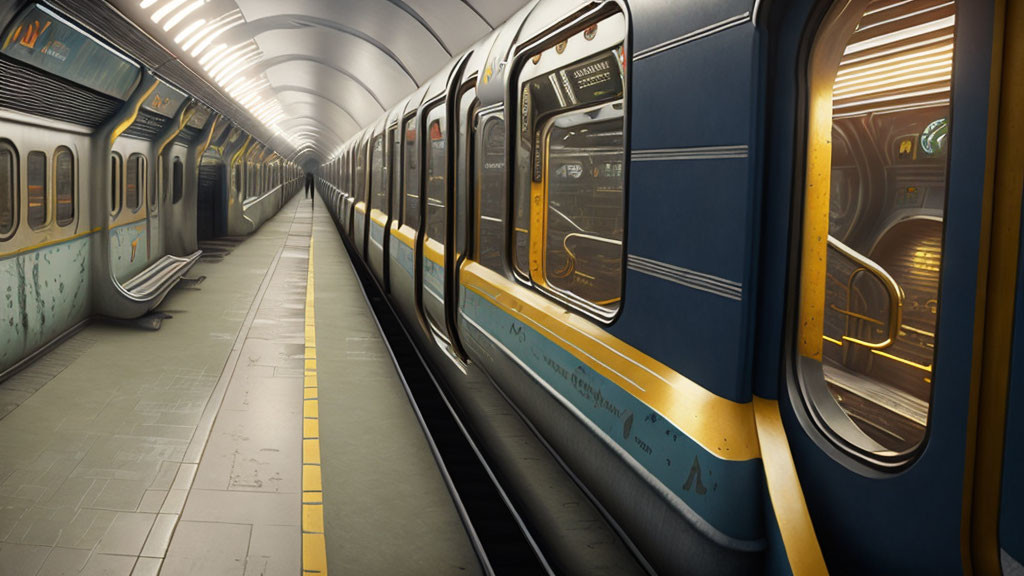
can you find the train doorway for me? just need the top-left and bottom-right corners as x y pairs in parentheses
(197, 152), (227, 241)
(759, 0), (1023, 572)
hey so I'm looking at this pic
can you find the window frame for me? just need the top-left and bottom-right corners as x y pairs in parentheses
(370, 133), (386, 214)
(0, 140), (18, 240)
(172, 156), (184, 205)
(475, 106), (507, 273)
(421, 99), (448, 245)
(507, 7), (630, 325)
(791, 0), (956, 469)
(402, 112), (420, 231)
(110, 152), (123, 218)
(54, 145), (75, 227)
(389, 124), (402, 222)
(126, 153), (145, 213)
(26, 150), (49, 230)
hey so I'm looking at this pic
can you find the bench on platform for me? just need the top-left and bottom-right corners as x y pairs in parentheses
(122, 250), (202, 298)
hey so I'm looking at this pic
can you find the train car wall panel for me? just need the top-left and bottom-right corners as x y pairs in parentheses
(611, 157), (751, 402)
(629, 0), (754, 54)
(1002, 235), (1024, 571)
(457, 277), (762, 541)
(629, 24), (755, 150)
(0, 237), (91, 374)
(776, 2), (996, 572)
(109, 219), (148, 283)
(609, 20), (759, 402)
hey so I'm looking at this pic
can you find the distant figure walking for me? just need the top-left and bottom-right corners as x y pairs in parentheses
(304, 172), (314, 199)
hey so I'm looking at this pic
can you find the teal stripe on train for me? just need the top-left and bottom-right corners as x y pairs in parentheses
(457, 287), (761, 542)
(370, 220), (385, 248)
(110, 220), (149, 283)
(389, 236), (761, 542)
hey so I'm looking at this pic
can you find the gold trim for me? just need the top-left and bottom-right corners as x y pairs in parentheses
(754, 397), (829, 575)
(369, 209), (388, 228)
(156, 101), (196, 159)
(970, 1), (1018, 572)
(424, 237), (444, 266)
(110, 79), (160, 146)
(797, 2), (870, 361)
(0, 226), (101, 260)
(461, 261), (760, 461)
(391, 225), (415, 249)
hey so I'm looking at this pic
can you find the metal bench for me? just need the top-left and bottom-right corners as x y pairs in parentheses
(121, 250), (203, 302)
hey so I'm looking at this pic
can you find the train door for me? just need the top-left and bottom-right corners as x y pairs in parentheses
(418, 98), (450, 345)
(196, 152), (225, 241)
(765, 0), (1022, 572)
(448, 80), (477, 357)
(149, 156), (161, 257)
(367, 131), (387, 284)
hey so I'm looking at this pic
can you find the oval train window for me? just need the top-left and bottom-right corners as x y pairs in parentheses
(0, 142), (15, 236)
(172, 157), (183, 204)
(27, 151), (47, 229)
(796, 0), (956, 463)
(55, 147), (74, 226)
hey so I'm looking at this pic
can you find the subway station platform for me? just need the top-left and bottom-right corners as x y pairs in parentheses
(0, 195), (479, 576)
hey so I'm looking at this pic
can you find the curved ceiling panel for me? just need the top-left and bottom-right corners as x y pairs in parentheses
(110, 0), (535, 165)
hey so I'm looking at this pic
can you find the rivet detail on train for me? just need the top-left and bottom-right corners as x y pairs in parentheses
(627, 255), (742, 301)
(631, 145), (749, 162)
(633, 13), (751, 62)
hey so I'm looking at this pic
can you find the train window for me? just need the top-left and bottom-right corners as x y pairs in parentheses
(403, 116), (420, 230)
(27, 151), (46, 229)
(127, 154), (144, 212)
(0, 143), (15, 236)
(390, 126), (401, 219)
(513, 11), (627, 318)
(355, 141), (367, 205)
(234, 163), (242, 201)
(54, 147), (74, 226)
(370, 134), (386, 213)
(152, 159), (160, 207)
(477, 112), (506, 272)
(110, 152), (122, 217)
(455, 88), (477, 258)
(172, 157), (183, 204)
(424, 103), (447, 244)
(796, 0), (956, 462)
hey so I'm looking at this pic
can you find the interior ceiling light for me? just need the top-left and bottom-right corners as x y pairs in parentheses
(162, 0), (207, 32)
(136, 1), (290, 146)
(173, 18), (205, 44)
(184, 11), (242, 54)
(834, 11), (954, 111)
(150, 0), (187, 24)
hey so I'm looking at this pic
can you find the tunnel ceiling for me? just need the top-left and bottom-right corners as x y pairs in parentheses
(109, 0), (531, 165)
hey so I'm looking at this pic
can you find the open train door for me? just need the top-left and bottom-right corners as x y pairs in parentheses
(755, 0), (1023, 572)
(196, 151), (226, 241)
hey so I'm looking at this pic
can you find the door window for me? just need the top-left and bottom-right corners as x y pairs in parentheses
(513, 11), (627, 319)
(796, 0), (956, 461)
(424, 103), (447, 245)
(27, 151), (46, 229)
(54, 147), (74, 226)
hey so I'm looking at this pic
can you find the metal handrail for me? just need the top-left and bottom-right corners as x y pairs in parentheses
(827, 235), (904, 350)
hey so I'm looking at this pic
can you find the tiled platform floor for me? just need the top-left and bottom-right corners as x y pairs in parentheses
(0, 194), (480, 575)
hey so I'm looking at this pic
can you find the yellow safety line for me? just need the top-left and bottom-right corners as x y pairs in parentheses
(302, 237), (328, 575)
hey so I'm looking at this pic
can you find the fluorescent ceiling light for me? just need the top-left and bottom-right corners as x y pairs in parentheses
(199, 43), (227, 65)
(190, 12), (243, 57)
(151, 0), (187, 24)
(174, 18), (205, 44)
(163, 0), (206, 32)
